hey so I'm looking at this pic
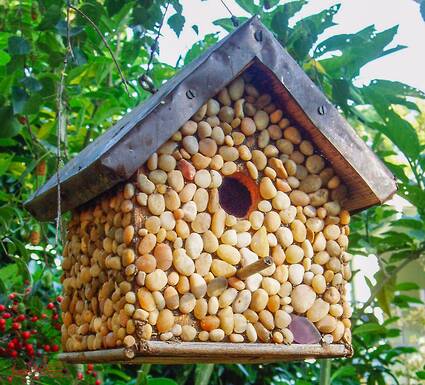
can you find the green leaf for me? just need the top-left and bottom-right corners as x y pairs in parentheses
(168, 12), (185, 37)
(194, 364), (214, 385)
(396, 282), (420, 291)
(11, 86), (29, 114)
(330, 366), (356, 381)
(8, 36), (30, 55)
(0, 153), (13, 176)
(192, 24), (199, 35)
(147, 379), (178, 385)
(213, 17), (248, 32)
(270, 1), (307, 44)
(417, 371), (425, 380)
(184, 33), (219, 65)
(234, 0), (260, 14)
(353, 322), (386, 335)
(0, 50), (11, 65)
(375, 270), (396, 316)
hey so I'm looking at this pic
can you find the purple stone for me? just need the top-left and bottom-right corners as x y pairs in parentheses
(288, 314), (322, 344)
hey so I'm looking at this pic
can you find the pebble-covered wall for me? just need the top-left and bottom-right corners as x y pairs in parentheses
(60, 70), (353, 352)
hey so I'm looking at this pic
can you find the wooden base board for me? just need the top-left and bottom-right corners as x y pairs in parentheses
(59, 342), (352, 364)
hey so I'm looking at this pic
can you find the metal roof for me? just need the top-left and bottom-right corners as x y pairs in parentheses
(25, 16), (396, 220)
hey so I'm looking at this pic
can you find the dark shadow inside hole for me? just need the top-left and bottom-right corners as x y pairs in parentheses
(219, 176), (252, 218)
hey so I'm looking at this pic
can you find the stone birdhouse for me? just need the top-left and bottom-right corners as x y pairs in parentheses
(25, 17), (396, 364)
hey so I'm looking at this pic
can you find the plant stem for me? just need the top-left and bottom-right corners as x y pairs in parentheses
(194, 364), (214, 385)
(319, 359), (331, 385)
(135, 363), (152, 385)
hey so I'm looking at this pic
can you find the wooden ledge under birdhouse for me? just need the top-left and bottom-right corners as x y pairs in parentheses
(58, 342), (352, 364)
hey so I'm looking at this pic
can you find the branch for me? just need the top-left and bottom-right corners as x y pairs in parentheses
(357, 249), (424, 316)
(69, 4), (129, 95)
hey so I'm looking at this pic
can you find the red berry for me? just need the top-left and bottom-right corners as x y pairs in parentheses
(16, 314), (25, 322)
(44, 345), (51, 352)
(22, 331), (31, 339)
(7, 376), (12, 383)
(95, 380), (101, 385)
(0, 319), (5, 326)
(25, 343), (33, 350)
(7, 341), (15, 350)
(52, 313), (59, 320)
(12, 322), (20, 330)
(31, 329), (37, 334)
(3, 312), (11, 319)
(47, 303), (54, 310)
(10, 350), (18, 358)
(92, 371), (97, 377)
(0, 304), (5, 311)
(41, 313), (47, 319)
(18, 116), (27, 125)
(9, 293), (16, 300)
(52, 344), (59, 352)
(77, 372), (83, 380)
(87, 363), (94, 370)
(56, 296), (63, 303)
(31, 316), (38, 322)
(24, 279), (30, 285)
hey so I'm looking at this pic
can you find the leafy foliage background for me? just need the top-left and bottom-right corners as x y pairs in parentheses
(0, 0), (424, 384)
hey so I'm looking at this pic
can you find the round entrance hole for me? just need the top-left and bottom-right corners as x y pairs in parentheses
(218, 172), (260, 218)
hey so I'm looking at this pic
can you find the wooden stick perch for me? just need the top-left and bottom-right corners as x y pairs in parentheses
(237, 256), (274, 280)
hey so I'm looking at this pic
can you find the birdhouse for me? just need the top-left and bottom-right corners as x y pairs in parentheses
(25, 17), (396, 364)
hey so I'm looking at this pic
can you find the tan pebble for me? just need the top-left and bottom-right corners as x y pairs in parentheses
(306, 298), (330, 323)
(198, 330), (209, 341)
(221, 229), (237, 245)
(254, 110), (269, 130)
(147, 194), (165, 216)
(160, 211), (176, 230)
(245, 161), (258, 180)
(289, 190), (310, 206)
(218, 306), (234, 335)
(137, 174), (155, 194)
(179, 293), (196, 314)
(164, 287), (179, 310)
(288, 263), (305, 285)
(229, 333), (244, 343)
(182, 201), (197, 222)
(207, 277), (228, 297)
(190, 273), (207, 298)
(136, 271), (146, 286)
(194, 298), (208, 320)
(229, 77), (245, 100)
(258, 130), (270, 148)
(286, 244), (304, 264)
(141, 323), (152, 340)
(207, 98), (220, 116)
(250, 288), (269, 312)
(173, 250), (195, 276)
(153, 244), (172, 271)
(181, 325), (197, 341)
(281, 328), (294, 344)
(252, 150), (267, 170)
(185, 233), (203, 259)
(145, 269), (168, 291)
(239, 145), (252, 161)
(323, 287), (340, 304)
(211, 259), (236, 278)
(264, 211), (281, 233)
(219, 288), (238, 308)
(201, 231), (218, 254)
(177, 275), (190, 294)
(261, 277), (280, 295)
(259, 310), (275, 330)
(193, 169), (211, 189)
(159, 332), (173, 341)
(211, 209), (226, 237)
(208, 328), (224, 342)
(290, 220), (306, 243)
(254, 322), (271, 342)
(221, 161), (237, 175)
(275, 227), (293, 248)
(138, 233), (156, 255)
(316, 315), (337, 333)
(137, 288), (156, 312)
(200, 315), (219, 336)
(250, 226), (269, 257)
(249, 211), (264, 230)
(259, 177), (277, 199)
(310, 189), (329, 207)
(305, 154), (325, 174)
(332, 321), (345, 342)
(284, 126), (301, 144)
(245, 273), (262, 292)
(208, 297), (219, 315)
(193, 188), (209, 212)
(191, 212), (211, 233)
(241, 117), (256, 136)
(323, 224), (341, 240)
(217, 244), (241, 265)
(157, 309), (174, 333)
(275, 310), (292, 328)
(168, 170), (184, 192)
(236, 232), (251, 248)
(158, 154), (176, 172)
(291, 284), (316, 313)
(211, 125), (225, 144)
(246, 323), (258, 342)
(219, 146), (239, 162)
(181, 120), (198, 136)
(268, 124), (282, 140)
(182, 136), (199, 155)
(329, 303), (343, 318)
(149, 170), (167, 185)
(233, 313), (248, 333)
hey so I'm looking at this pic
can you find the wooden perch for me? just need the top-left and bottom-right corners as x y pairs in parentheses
(237, 256), (274, 280)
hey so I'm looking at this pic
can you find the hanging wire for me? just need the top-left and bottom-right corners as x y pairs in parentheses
(219, 0), (239, 27)
(139, 1), (171, 94)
